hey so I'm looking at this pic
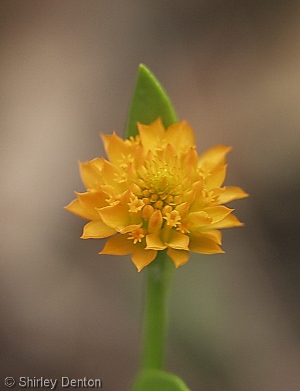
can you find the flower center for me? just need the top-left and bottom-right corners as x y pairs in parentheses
(138, 162), (183, 214)
(124, 149), (191, 237)
(146, 158), (179, 192)
(151, 168), (174, 192)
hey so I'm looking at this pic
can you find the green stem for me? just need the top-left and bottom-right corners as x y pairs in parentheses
(141, 250), (173, 370)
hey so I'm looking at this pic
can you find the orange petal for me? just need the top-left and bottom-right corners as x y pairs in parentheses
(76, 190), (108, 218)
(65, 191), (107, 220)
(166, 230), (190, 251)
(138, 118), (165, 151)
(189, 233), (224, 254)
(101, 132), (130, 166)
(206, 213), (244, 229)
(175, 202), (190, 218)
(79, 158), (103, 189)
(187, 211), (212, 229)
(81, 221), (116, 239)
(218, 186), (249, 204)
(100, 184), (119, 200)
(205, 164), (227, 189)
(146, 233), (167, 250)
(101, 159), (123, 188)
(99, 234), (135, 255)
(65, 199), (89, 220)
(148, 210), (163, 233)
(167, 248), (190, 267)
(121, 224), (142, 234)
(132, 247), (157, 272)
(165, 121), (196, 151)
(98, 205), (131, 231)
(198, 145), (232, 171)
(199, 230), (222, 245)
(161, 143), (178, 168)
(204, 206), (233, 224)
(182, 147), (198, 172)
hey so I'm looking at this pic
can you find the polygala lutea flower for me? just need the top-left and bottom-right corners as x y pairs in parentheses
(65, 119), (248, 271)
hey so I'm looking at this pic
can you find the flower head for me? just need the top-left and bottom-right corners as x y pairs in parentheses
(65, 119), (248, 271)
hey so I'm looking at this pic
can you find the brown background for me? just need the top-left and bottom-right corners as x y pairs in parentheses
(1, 1), (300, 390)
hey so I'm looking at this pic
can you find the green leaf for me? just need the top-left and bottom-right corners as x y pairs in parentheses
(130, 369), (191, 391)
(125, 64), (178, 139)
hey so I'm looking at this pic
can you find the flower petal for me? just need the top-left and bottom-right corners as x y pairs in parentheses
(165, 121), (195, 151)
(98, 205), (131, 231)
(99, 231), (157, 271)
(189, 233), (224, 254)
(81, 221), (116, 239)
(148, 210), (163, 233)
(167, 248), (190, 267)
(146, 233), (167, 250)
(205, 164), (227, 189)
(132, 247), (157, 272)
(76, 191), (108, 218)
(182, 147), (198, 173)
(99, 234), (135, 255)
(79, 158), (103, 189)
(137, 118), (165, 151)
(198, 145), (232, 171)
(175, 202), (190, 218)
(200, 229), (222, 245)
(187, 211), (212, 229)
(65, 190), (107, 220)
(101, 132), (130, 165)
(218, 186), (249, 204)
(207, 213), (244, 229)
(101, 159), (123, 188)
(166, 230), (190, 250)
(204, 206), (233, 224)
(121, 224), (142, 234)
(65, 199), (89, 220)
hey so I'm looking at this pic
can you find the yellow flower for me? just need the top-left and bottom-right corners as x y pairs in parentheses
(65, 119), (248, 271)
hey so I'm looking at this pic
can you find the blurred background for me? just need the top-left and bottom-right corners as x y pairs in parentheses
(1, 1), (300, 390)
